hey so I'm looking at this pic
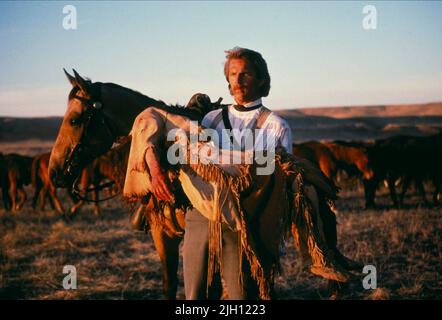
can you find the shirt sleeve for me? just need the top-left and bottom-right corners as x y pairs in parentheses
(128, 107), (165, 173)
(202, 109), (220, 129)
(132, 107), (164, 148)
(279, 125), (293, 153)
(265, 114), (293, 154)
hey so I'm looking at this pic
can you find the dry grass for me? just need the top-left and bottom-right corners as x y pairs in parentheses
(0, 183), (441, 300)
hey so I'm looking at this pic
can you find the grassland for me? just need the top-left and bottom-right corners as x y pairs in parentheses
(0, 183), (440, 300)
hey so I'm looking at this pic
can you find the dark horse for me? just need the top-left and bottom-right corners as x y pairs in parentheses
(0, 152), (13, 210)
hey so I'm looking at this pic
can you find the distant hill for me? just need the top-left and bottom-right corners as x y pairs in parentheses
(272, 102), (442, 141)
(0, 117), (62, 142)
(277, 102), (442, 119)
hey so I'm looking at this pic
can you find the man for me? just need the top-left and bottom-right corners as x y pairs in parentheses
(145, 47), (351, 299)
(181, 47), (294, 300)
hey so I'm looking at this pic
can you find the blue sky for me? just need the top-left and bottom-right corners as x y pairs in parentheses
(0, 1), (441, 117)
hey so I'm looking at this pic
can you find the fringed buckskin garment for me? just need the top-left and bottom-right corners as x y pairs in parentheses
(123, 107), (356, 299)
(125, 151), (291, 299)
(181, 155), (292, 300)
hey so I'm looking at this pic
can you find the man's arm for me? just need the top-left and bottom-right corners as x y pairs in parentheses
(131, 108), (174, 201)
(144, 147), (174, 201)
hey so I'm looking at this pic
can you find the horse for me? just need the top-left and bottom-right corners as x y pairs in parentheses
(70, 138), (132, 216)
(292, 141), (338, 181)
(323, 141), (375, 208)
(49, 69), (188, 299)
(32, 151), (113, 215)
(395, 133), (442, 206)
(364, 134), (441, 208)
(3, 153), (33, 212)
(49, 69), (358, 299)
(31, 152), (66, 213)
(323, 141), (374, 181)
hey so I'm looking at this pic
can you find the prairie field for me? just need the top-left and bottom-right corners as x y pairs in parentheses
(0, 181), (440, 300)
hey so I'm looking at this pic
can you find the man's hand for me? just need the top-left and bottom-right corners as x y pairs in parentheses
(145, 148), (174, 201)
(150, 167), (174, 201)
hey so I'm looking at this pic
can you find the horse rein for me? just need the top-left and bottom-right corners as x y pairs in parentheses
(64, 83), (119, 203)
(72, 179), (118, 203)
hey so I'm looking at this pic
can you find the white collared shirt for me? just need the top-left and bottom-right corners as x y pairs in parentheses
(202, 98), (293, 153)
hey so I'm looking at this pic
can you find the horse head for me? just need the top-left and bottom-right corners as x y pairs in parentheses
(49, 69), (118, 188)
(49, 69), (224, 190)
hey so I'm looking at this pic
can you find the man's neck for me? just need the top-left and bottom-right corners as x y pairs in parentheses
(235, 97), (262, 107)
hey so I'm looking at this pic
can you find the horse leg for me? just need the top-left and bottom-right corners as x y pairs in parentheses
(92, 181), (101, 216)
(32, 183), (42, 210)
(399, 175), (411, 207)
(149, 222), (182, 299)
(47, 192), (56, 210)
(415, 178), (429, 206)
(69, 172), (88, 215)
(328, 280), (349, 300)
(319, 162), (332, 182)
(70, 199), (84, 214)
(48, 184), (64, 214)
(71, 169), (89, 215)
(9, 176), (18, 212)
(2, 185), (12, 210)
(432, 179), (441, 205)
(16, 187), (27, 211)
(387, 175), (399, 208)
(363, 178), (377, 209)
(38, 187), (48, 210)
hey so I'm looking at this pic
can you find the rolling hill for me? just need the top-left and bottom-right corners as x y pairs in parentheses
(1, 102), (441, 155)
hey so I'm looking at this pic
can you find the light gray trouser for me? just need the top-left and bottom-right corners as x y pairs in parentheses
(183, 208), (245, 300)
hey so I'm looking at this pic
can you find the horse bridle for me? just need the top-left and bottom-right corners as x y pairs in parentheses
(64, 83), (119, 202)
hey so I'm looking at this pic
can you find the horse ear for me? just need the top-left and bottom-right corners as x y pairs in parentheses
(63, 68), (76, 86)
(72, 69), (90, 94)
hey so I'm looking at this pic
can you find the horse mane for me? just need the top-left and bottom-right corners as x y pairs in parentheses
(104, 82), (212, 122)
(70, 80), (209, 123)
(96, 139), (132, 191)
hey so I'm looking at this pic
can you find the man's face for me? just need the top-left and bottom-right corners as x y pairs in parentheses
(227, 58), (263, 105)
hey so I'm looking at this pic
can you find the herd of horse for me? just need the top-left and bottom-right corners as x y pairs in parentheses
(293, 135), (442, 209)
(0, 150), (124, 214)
(1, 69), (441, 299)
(2, 123), (440, 216)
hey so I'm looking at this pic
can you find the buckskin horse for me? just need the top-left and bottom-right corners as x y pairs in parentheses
(323, 141), (375, 209)
(31, 152), (66, 213)
(3, 153), (33, 212)
(49, 70), (359, 299)
(49, 69), (186, 298)
(292, 141), (338, 181)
